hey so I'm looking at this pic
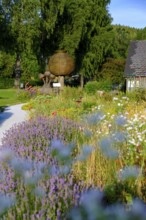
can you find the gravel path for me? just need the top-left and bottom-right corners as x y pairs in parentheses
(0, 104), (28, 145)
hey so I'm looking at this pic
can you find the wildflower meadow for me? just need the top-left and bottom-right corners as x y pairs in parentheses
(1, 87), (146, 219)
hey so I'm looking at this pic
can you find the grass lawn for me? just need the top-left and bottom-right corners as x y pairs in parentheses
(0, 89), (22, 111)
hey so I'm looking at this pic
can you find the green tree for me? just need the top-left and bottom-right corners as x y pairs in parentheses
(110, 25), (139, 59)
(0, 0), (114, 83)
(99, 57), (125, 85)
(58, 0), (113, 79)
(137, 27), (146, 40)
(0, 0), (15, 51)
(0, 51), (15, 78)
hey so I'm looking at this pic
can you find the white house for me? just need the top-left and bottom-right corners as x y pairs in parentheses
(124, 40), (146, 91)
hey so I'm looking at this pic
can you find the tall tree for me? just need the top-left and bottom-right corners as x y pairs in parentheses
(5, 0), (41, 81)
(110, 25), (139, 59)
(58, 0), (112, 83)
(0, 0), (114, 82)
(0, 0), (14, 51)
(58, 0), (113, 79)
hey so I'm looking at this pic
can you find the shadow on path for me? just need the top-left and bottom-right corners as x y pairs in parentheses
(0, 106), (7, 113)
(0, 107), (13, 126)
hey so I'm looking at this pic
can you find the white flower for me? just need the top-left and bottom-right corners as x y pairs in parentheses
(113, 97), (119, 101)
(122, 96), (129, 100)
(127, 126), (133, 131)
(128, 139), (136, 145)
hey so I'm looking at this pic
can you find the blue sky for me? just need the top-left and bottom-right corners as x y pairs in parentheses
(108, 0), (146, 29)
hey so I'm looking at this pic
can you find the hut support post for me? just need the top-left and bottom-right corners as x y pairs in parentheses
(59, 76), (64, 89)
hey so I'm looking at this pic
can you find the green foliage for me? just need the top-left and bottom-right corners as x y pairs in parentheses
(27, 79), (43, 87)
(20, 53), (39, 82)
(10, 0), (41, 53)
(0, 51), (15, 78)
(110, 25), (139, 59)
(99, 58), (125, 84)
(84, 80), (112, 94)
(0, 0), (113, 81)
(137, 27), (146, 40)
(0, 77), (14, 89)
(126, 88), (146, 102)
(60, 86), (83, 100)
(1, 0), (145, 84)
(82, 99), (96, 112)
(17, 89), (37, 102)
(104, 181), (137, 205)
(84, 81), (100, 94)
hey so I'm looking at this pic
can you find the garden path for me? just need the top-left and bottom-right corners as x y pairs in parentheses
(0, 104), (28, 145)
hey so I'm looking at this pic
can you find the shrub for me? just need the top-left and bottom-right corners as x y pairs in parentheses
(60, 86), (83, 100)
(0, 51), (15, 78)
(16, 87), (38, 102)
(0, 77), (14, 89)
(20, 53), (39, 82)
(1, 117), (80, 159)
(0, 117), (86, 219)
(126, 88), (146, 102)
(84, 80), (112, 94)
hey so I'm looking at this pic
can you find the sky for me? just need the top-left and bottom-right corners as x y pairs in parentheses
(108, 0), (146, 29)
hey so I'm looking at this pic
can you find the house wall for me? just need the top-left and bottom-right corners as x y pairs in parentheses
(126, 77), (146, 91)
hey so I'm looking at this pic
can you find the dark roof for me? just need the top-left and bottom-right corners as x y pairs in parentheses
(124, 40), (146, 77)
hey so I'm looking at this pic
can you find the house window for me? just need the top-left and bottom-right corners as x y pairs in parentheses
(127, 79), (134, 91)
(135, 79), (139, 87)
(130, 80), (135, 88)
(127, 78), (139, 91)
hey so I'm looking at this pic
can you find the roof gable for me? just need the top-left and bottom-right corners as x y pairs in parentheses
(124, 40), (146, 77)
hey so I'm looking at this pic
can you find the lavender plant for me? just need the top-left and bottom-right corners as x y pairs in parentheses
(0, 117), (88, 219)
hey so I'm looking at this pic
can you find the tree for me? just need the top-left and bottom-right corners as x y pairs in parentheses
(58, 0), (113, 79)
(33, 0), (113, 82)
(3, 0), (41, 81)
(99, 57), (125, 85)
(0, 51), (15, 78)
(0, 0), (114, 83)
(110, 25), (139, 59)
(137, 27), (146, 40)
(0, 0), (15, 51)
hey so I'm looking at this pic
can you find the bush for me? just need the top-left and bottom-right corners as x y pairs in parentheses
(0, 77), (14, 89)
(28, 79), (43, 86)
(0, 51), (15, 78)
(20, 53), (39, 82)
(84, 80), (112, 94)
(16, 89), (38, 102)
(126, 88), (146, 102)
(60, 86), (83, 100)
(1, 117), (79, 152)
(0, 117), (86, 219)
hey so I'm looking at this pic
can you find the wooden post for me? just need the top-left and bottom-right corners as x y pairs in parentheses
(14, 78), (20, 89)
(59, 76), (64, 89)
(80, 74), (84, 89)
